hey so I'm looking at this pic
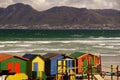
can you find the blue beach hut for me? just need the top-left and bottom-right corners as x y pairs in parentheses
(43, 53), (64, 77)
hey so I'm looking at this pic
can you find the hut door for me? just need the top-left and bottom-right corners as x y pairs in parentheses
(15, 62), (20, 73)
(83, 59), (87, 73)
(8, 63), (13, 72)
(90, 59), (94, 73)
(67, 60), (73, 67)
(34, 62), (38, 72)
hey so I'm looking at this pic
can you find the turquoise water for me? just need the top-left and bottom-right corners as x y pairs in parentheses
(0, 29), (120, 40)
(0, 29), (120, 56)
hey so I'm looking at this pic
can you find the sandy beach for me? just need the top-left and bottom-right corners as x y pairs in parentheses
(101, 56), (120, 80)
(102, 56), (120, 71)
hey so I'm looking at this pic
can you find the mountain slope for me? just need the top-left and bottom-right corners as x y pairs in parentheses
(0, 3), (38, 24)
(0, 3), (120, 27)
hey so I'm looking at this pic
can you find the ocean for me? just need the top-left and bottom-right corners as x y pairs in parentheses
(0, 29), (120, 57)
(1, 29), (120, 69)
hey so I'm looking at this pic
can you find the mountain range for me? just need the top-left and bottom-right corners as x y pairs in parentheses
(0, 3), (120, 29)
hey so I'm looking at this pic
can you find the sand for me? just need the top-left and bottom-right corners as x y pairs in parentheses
(102, 56), (120, 71)
(101, 56), (120, 80)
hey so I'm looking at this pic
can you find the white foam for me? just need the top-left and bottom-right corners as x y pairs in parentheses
(14, 44), (32, 47)
(0, 41), (20, 44)
(99, 43), (106, 46)
(104, 46), (114, 49)
(0, 40), (120, 44)
(0, 50), (23, 53)
(23, 40), (106, 44)
(0, 37), (120, 56)
(29, 48), (76, 51)
(43, 48), (76, 51)
(0, 49), (37, 53)
(107, 43), (120, 46)
(93, 46), (103, 48)
(24, 41), (52, 44)
(0, 45), (5, 47)
(93, 37), (120, 40)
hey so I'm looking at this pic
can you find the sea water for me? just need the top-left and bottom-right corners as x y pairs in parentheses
(1, 29), (120, 69)
(0, 29), (120, 56)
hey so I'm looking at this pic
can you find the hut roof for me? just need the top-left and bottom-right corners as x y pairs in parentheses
(70, 52), (86, 58)
(0, 53), (28, 62)
(43, 53), (63, 59)
(70, 52), (99, 59)
(23, 54), (38, 60)
(23, 54), (45, 60)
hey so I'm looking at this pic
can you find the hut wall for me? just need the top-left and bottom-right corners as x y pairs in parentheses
(0, 62), (2, 70)
(26, 60), (32, 78)
(45, 59), (50, 76)
(57, 59), (76, 80)
(0, 57), (27, 73)
(50, 55), (64, 76)
(58, 59), (75, 73)
(32, 56), (45, 78)
(94, 56), (99, 65)
(77, 54), (96, 74)
(77, 58), (83, 73)
(32, 56), (45, 72)
(58, 60), (66, 73)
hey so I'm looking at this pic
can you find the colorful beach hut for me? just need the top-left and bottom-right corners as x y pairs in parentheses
(23, 54), (46, 79)
(57, 54), (76, 80)
(43, 53), (65, 78)
(43, 53), (76, 80)
(70, 52), (100, 74)
(0, 53), (28, 74)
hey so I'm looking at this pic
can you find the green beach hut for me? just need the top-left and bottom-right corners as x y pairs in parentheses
(0, 53), (28, 74)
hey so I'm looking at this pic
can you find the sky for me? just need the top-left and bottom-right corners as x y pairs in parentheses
(0, 0), (120, 11)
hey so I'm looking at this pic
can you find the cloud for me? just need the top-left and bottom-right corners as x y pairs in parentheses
(0, 0), (120, 11)
(0, 0), (15, 7)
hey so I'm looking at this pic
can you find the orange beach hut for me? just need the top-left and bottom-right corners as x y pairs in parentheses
(70, 52), (100, 74)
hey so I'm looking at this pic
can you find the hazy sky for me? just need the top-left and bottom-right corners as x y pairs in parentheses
(0, 0), (120, 11)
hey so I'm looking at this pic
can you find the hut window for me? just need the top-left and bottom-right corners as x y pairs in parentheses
(15, 62), (20, 73)
(34, 62), (38, 72)
(8, 62), (13, 72)
(8, 62), (20, 73)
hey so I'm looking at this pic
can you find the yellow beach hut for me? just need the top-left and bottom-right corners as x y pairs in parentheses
(23, 54), (46, 80)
